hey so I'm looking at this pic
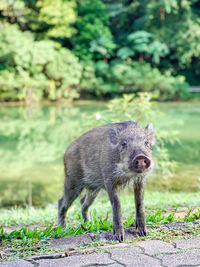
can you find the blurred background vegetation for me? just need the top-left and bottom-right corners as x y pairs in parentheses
(0, 0), (200, 102)
(0, 0), (200, 208)
(0, 95), (200, 207)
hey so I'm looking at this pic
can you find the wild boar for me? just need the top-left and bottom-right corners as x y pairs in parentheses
(58, 121), (155, 242)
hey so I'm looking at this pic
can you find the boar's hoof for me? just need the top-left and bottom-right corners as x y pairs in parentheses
(137, 227), (147, 237)
(136, 219), (147, 236)
(114, 228), (125, 242)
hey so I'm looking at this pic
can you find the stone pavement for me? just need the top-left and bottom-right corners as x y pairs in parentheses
(1, 223), (200, 267)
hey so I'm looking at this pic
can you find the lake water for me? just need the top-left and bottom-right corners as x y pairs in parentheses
(0, 101), (199, 207)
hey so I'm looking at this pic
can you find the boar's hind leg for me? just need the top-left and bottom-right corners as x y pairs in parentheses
(134, 181), (147, 236)
(81, 188), (100, 222)
(58, 196), (67, 227)
(58, 181), (83, 227)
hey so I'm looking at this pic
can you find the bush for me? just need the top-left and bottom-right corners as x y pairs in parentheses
(0, 24), (190, 102)
(0, 23), (82, 102)
(80, 60), (189, 100)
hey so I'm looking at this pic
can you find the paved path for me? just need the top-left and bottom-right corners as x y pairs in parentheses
(1, 223), (200, 267)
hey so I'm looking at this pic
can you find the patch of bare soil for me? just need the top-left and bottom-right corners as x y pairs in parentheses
(165, 206), (200, 219)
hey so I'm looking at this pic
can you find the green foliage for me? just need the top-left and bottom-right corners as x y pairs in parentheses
(0, 0), (27, 25)
(106, 0), (200, 84)
(80, 61), (98, 93)
(45, 48), (82, 100)
(82, 61), (189, 100)
(0, 23), (82, 101)
(142, 0), (200, 70)
(36, 0), (77, 38)
(126, 31), (169, 63)
(117, 47), (134, 60)
(0, 0), (199, 101)
(72, 0), (115, 61)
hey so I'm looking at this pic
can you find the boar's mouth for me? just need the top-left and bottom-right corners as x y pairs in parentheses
(130, 155), (151, 173)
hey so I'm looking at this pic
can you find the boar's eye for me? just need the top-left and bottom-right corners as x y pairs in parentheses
(120, 141), (127, 150)
(145, 140), (152, 149)
(145, 140), (149, 147)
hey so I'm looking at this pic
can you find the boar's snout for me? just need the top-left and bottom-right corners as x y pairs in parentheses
(133, 155), (151, 173)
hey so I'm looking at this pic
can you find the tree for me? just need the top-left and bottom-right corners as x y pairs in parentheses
(35, 0), (77, 39)
(0, 23), (82, 101)
(72, 0), (115, 61)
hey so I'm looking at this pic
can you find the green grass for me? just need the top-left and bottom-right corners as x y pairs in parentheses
(1, 190), (200, 227)
(139, 224), (200, 244)
(1, 190), (200, 261)
(1, 190), (199, 229)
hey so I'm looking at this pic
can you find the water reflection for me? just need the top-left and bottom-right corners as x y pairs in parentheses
(0, 102), (199, 206)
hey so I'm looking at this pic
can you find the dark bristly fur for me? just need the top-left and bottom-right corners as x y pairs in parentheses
(58, 121), (155, 242)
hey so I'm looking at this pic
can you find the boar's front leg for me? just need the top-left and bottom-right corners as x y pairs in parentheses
(134, 181), (147, 236)
(105, 183), (124, 242)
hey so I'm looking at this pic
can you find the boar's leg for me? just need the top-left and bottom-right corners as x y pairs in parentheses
(105, 183), (124, 242)
(58, 179), (83, 227)
(58, 196), (67, 227)
(134, 181), (147, 236)
(81, 188), (100, 222)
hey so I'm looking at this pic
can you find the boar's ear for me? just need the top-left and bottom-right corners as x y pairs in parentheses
(108, 128), (118, 146)
(145, 123), (155, 145)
